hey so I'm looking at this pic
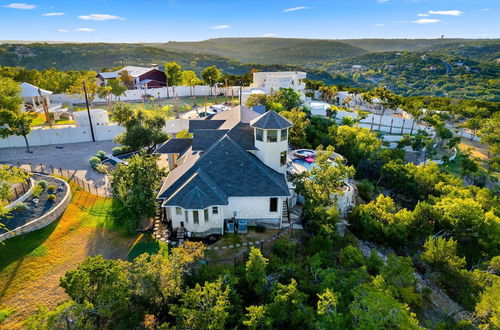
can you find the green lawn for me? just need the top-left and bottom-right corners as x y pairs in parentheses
(439, 149), (464, 177)
(127, 234), (168, 261)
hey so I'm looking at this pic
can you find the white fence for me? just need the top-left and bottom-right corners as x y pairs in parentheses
(0, 124), (125, 148)
(333, 110), (428, 135)
(50, 86), (241, 105)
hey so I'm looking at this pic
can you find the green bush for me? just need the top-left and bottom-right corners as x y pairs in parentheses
(357, 179), (375, 201)
(88, 156), (101, 169)
(112, 146), (123, 156)
(14, 202), (28, 211)
(95, 150), (107, 160)
(47, 184), (57, 192)
(32, 184), (44, 198)
(255, 225), (266, 233)
(0, 309), (11, 324)
(37, 180), (47, 190)
(95, 164), (109, 174)
(47, 194), (56, 201)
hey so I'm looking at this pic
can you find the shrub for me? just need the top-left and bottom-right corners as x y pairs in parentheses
(32, 184), (44, 198)
(88, 156), (101, 169)
(47, 194), (56, 201)
(47, 184), (57, 192)
(112, 146), (123, 156)
(357, 179), (375, 201)
(255, 225), (266, 233)
(95, 150), (107, 160)
(14, 202), (28, 211)
(95, 164), (109, 174)
(37, 180), (47, 189)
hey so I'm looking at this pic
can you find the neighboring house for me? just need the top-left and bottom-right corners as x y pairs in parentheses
(156, 106), (293, 237)
(20, 82), (52, 112)
(96, 65), (167, 89)
(241, 71), (307, 105)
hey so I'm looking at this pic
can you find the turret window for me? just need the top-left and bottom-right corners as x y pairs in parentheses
(281, 129), (288, 141)
(256, 129), (264, 141)
(280, 151), (287, 166)
(267, 130), (277, 142)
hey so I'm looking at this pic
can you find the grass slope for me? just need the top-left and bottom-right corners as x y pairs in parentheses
(0, 184), (138, 328)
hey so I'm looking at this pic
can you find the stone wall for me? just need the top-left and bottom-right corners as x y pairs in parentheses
(0, 177), (71, 242)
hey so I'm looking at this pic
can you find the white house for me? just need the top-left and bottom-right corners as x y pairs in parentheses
(156, 106), (293, 237)
(241, 71), (307, 105)
(20, 82), (52, 112)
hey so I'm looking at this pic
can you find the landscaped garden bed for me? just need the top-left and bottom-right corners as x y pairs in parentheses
(0, 174), (68, 234)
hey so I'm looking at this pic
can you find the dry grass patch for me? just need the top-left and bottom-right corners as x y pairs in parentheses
(0, 185), (138, 328)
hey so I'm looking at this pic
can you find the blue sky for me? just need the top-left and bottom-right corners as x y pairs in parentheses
(0, 0), (498, 42)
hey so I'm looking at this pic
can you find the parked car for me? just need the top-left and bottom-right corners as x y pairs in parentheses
(210, 104), (229, 113)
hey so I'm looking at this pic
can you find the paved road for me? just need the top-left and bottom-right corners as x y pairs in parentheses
(0, 140), (117, 187)
(443, 61), (452, 74)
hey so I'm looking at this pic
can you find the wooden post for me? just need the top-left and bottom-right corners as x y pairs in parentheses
(390, 118), (394, 134)
(410, 120), (415, 135)
(401, 119), (405, 135)
(370, 116), (374, 131)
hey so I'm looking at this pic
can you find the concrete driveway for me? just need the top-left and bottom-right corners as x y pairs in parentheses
(0, 140), (118, 187)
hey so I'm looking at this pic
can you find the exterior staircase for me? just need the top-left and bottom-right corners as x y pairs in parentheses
(153, 207), (169, 244)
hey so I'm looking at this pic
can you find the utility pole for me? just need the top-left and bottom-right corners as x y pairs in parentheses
(239, 78), (243, 106)
(166, 76), (170, 98)
(83, 81), (96, 142)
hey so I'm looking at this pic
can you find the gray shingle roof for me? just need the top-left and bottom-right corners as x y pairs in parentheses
(158, 135), (290, 206)
(250, 110), (293, 130)
(192, 129), (228, 151)
(163, 170), (228, 209)
(188, 119), (225, 133)
(155, 139), (193, 155)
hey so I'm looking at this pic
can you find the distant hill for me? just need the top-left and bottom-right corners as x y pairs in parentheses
(147, 38), (500, 65)
(0, 43), (356, 86)
(147, 38), (369, 65)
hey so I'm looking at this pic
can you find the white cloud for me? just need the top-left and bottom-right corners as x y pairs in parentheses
(375, 23), (385, 27)
(482, 8), (490, 12)
(78, 14), (125, 21)
(43, 12), (65, 16)
(76, 28), (95, 32)
(57, 29), (68, 32)
(428, 10), (463, 16)
(378, 0), (389, 3)
(210, 25), (230, 29)
(413, 18), (440, 24)
(4, 3), (36, 9)
(262, 33), (277, 37)
(283, 6), (309, 13)
(417, 13), (429, 17)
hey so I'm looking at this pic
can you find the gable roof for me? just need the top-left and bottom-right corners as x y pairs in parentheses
(250, 110), (293, 130)
(158, 135), (290, 205)
(155, 139), (193, 155)
(98, 66), (158, 79)
(212, 105), (261, 130)
(20, 82), (52, 98)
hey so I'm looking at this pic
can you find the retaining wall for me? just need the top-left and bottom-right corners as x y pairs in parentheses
(0, 176), (71, 242)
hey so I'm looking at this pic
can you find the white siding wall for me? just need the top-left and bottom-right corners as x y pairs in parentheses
(169, 206), (224, 235)
(223, 197), (283, 221)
